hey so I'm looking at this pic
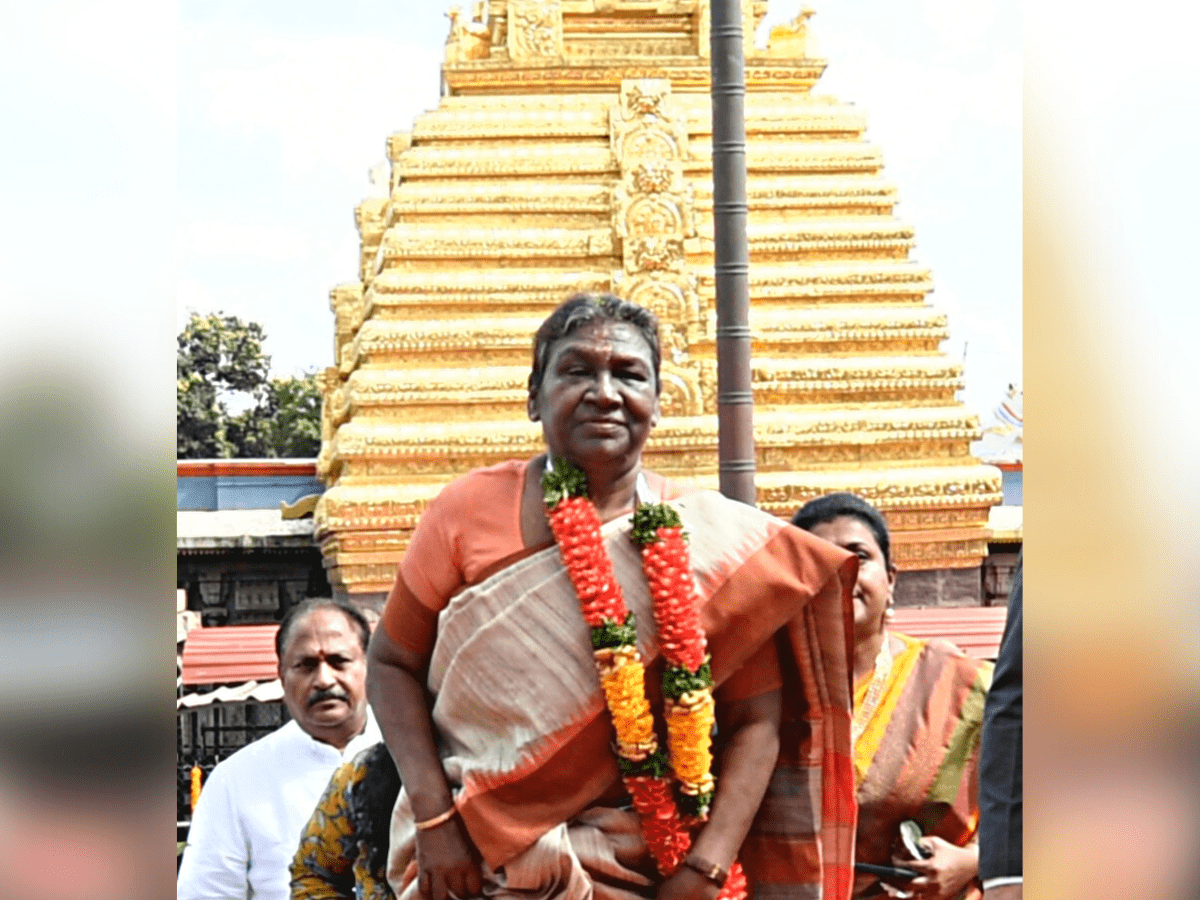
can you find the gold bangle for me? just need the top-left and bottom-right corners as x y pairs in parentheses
(683, 853), (728, 887)
(414, 805), (458, 832)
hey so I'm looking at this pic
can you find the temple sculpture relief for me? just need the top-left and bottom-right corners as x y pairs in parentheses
(508, 0), (564, 59)
(766, 6), (813, 57)
(445, 5), (493, 62)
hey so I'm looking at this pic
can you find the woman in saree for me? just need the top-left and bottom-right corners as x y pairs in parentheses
(291, 741), (401, 900)
(367, 294), (859, 900)
(792, 494), (993, 900)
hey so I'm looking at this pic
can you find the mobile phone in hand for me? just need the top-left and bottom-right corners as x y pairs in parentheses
(900, 819), (934, 860)
(855, 862), (919, 881)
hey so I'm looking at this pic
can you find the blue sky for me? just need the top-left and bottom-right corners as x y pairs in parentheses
(174, 0), (1021, 421)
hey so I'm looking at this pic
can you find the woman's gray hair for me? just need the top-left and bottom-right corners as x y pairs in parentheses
(528, 293), (662, 396)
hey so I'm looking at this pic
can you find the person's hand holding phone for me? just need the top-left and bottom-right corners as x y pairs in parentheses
(890, 836), (978, 900)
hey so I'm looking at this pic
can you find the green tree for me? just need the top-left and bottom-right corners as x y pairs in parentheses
(226, 373), (323, 458)
(176, 312), (322, 458)
(263, 373), (323, 457)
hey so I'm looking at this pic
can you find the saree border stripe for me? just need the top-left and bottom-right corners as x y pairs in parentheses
(852, 638), (923, 787)
(925, 664), (990, 805)
(923, 663), (992, 844)
(853, 644), (955, 858)
(887, 647), (971, 818)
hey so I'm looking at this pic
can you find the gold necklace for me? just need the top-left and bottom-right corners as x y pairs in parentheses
(852, 631), (894, 750)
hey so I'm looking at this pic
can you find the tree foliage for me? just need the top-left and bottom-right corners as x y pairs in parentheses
(177, 312), (322, 459)
(225, 374), (323, 459)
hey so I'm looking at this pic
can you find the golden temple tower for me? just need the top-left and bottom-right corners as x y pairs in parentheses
(315, 0), (1004, 608)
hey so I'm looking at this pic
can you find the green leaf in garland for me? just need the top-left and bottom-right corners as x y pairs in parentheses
(541, 456), (588, 507)
(662, 657), (713, 699)
(677, 789), (715, 818)
(591, 614), (638, 650)
(630, 503), (683, 545)
(617, 748), (671, 779)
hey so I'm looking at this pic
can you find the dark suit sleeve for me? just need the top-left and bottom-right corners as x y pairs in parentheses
(978, 553), (1022, 882)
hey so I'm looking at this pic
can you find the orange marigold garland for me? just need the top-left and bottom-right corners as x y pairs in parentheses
(543, 459), (746, 900)
(189, 764), (203, 814)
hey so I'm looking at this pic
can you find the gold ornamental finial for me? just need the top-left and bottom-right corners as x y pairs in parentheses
(445, 2), (492, 63)
(767, 5), (815, 58)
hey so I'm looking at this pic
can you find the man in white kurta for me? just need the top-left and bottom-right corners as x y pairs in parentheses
(178, 599), (383, 900)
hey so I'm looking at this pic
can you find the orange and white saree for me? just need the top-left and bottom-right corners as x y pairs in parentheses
(381, 473), (858, 900)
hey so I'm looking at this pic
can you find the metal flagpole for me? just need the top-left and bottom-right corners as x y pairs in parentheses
(709, 0), (756, 505)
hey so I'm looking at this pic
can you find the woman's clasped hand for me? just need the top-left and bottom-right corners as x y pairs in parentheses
(656, 867), (722, 900)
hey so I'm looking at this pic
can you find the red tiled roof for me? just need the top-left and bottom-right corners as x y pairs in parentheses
(890, 605), (1009, 660)
(177, 459), (318, 478)
(180, 624), (280, 685)
(179, 606), (1009, 688)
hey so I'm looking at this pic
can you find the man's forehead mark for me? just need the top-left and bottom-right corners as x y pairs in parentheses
(281, 608), (355, 657)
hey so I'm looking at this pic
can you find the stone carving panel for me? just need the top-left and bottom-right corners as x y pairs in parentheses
(329, 283), (364, 367)
(622, 275), (697, 339)
(508, 0), (564, 60)
(626, 195), (685, 237)
(632, 161), (674, 193)
(766, 6), (814, 58)
(317, 367), (344, 480)
(611, 80), (689, 162)
(629, 236), (684, 272)
(658, 362), (704, 418)
(610, 77), (701, 354)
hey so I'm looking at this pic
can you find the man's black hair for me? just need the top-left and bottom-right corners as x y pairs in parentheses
(274, 597), (371, 662)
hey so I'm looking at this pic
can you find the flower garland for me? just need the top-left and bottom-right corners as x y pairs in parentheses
(190, 764), (203, 814)
(543, 459), (747, 900)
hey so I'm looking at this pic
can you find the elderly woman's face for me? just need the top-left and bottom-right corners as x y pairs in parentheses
(528, 320), (660, 475)
(808, 515), (896, 644)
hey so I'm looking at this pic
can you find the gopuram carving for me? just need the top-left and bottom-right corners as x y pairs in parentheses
(508, 0), (565, 60)
(611, 79), (703, 416)
(315, 0), (1004, 603)
(445, 5), (493, 63)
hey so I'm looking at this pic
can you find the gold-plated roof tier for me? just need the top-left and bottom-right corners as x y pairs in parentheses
(316, 1), (1004, 597)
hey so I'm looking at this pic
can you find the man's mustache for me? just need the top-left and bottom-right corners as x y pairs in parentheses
(308, 688), (350, 707)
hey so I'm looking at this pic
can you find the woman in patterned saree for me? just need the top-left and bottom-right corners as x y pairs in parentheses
(366, 294), (859, 900)
(291, 742), (400, 900)
(793, 494), (993, 900)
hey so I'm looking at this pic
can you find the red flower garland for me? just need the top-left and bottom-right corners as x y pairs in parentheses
(543, 460), (747, 900)
(551, 496), (627, 625)
(642, 524), (707, 673)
